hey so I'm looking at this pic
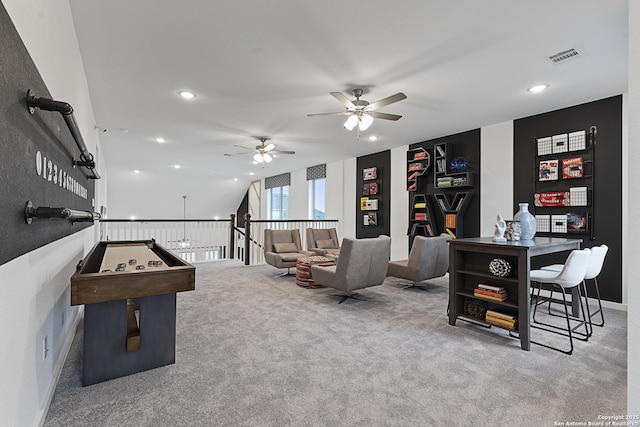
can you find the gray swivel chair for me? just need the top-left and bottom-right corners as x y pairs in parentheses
(306, 227), (341, 256)
(263, 229), (313, 277)
(311, 236), (391, 303)
(387, 234), (452, 290)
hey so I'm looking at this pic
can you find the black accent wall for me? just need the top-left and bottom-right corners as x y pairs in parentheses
(514, 95), (622, 303)
(356, 150), (391, 238)
(409, 129), (481, 242)
(0, 2), (96, 266)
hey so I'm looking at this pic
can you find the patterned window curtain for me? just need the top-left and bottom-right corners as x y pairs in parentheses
(306, 164), (326, 181)
(265, 172), (291, 189)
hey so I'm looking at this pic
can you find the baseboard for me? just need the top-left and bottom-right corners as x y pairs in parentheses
(36, 306), (84, 427)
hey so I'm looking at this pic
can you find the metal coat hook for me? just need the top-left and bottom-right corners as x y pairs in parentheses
(26, 90), (101, 180)
(24, 201), (101, 224)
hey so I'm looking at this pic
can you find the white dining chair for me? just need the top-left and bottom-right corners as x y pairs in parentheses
(529, 248), (591, 355)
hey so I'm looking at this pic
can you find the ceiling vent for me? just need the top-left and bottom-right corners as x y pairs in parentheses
(547, 48), (584, 65)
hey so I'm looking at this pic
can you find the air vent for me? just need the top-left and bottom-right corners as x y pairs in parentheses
(547, 48), (583, 65)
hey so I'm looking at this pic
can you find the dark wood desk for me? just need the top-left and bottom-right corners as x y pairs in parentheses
(448, 237), (582, 350)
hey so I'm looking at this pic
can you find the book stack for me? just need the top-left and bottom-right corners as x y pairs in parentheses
(485, 310), (517, 330)
(473, 283), (508, 302)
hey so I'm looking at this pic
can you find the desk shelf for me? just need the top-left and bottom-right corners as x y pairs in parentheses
(448, 237), (582, 351)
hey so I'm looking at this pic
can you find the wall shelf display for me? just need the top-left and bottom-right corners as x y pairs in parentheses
(407, 194), (437, 237)
(434, 142), (474, 189)
(533, 127), (595, 239)
(433, 192), (473, 238)
(406, 129), (480, 246)
(356, 152), (389, 239)
(406, 147), (431, 191)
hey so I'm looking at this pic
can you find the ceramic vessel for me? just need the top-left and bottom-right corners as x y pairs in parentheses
(514, 202), (536, 240)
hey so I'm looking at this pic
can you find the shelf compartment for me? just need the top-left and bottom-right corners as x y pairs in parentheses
(455, 268), (519, 283)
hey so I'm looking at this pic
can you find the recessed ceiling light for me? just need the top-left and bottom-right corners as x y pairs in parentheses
(214, 216), (220, 220)
(249, 172), (255, 176)
(368, 135), (378, 141)
(129, 215), (136, 220)
(178, 90), (196, 99)
(155, 137), (166, 143)
(174, 164), (181, 169)
(233, 178), (238, 181)
(134, 170), (140, 174)
(528, 84), (548, 93)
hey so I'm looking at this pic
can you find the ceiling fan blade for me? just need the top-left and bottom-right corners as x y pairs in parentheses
(368, 111), (403, 121)
(330, 92), (356, 109)
(365, 92), (407, 111)
(307, 111), (351, 117)
(270, 150), (295, 155)
(223, 152), (247, 156)
(233, 144), (253, 150)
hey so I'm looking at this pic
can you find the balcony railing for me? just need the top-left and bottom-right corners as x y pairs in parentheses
(98, 215), (339, 265)
(99, 218), (235, 263)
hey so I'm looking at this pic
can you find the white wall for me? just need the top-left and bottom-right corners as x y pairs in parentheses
(626, 0), (639, 413)
(325, 159), (346, 239)
(480, 121), (514, 236)
(390, 146), (409, 260)
(0, 1), (104, 426)
(287, 169), (308, 219)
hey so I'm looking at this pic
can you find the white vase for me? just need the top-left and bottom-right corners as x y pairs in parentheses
(514, 202), (536, 240)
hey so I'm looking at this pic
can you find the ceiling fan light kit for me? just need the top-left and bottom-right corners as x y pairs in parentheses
(309, 88), (407, 137)
(225, 136), (294, 165)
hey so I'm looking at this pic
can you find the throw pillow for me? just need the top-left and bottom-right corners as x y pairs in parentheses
(273, 242), (298, 253)
(316, 239), (337, 249)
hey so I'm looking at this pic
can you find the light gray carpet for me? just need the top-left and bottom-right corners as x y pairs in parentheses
(44, 260), (627, 426)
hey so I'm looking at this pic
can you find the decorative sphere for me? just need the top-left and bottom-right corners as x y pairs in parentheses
(450, 157), (469, 172)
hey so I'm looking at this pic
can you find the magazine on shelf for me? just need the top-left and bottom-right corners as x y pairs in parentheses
(562, 157), (584, 179)
(567, 212), (588, 233)
(360, 197), (368, 211)
(363, 167), (377, 180)
(365, 199), (378, 210)
(369, 182), (378, 195)
(534, 191), (570, 207)
(364, 212), (377, 226)
(538, 159), (558, 181)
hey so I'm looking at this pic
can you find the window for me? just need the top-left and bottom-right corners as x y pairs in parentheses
(306, 164), (327, 220)
(309, 178), (325, 219)
(265, 173), (291, 220)
(269, 185), (289, 220)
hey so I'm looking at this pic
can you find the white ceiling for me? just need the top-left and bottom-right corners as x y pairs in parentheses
(68, 0), (628, 219)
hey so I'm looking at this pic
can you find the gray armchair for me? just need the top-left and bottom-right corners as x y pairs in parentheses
(263, 229), (313, 276)
(306, 227), (341, 256)
(311, 236), (392, 303)
(387, 234), (452, 290)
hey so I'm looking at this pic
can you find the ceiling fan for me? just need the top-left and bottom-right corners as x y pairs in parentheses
(307, 88), (407, 137)
(224, 137), (295, 165)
